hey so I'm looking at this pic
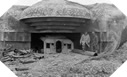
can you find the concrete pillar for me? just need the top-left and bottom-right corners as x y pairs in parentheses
(44, 41), (46, 54)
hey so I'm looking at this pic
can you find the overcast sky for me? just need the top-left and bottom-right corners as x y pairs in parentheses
(15, 0), (112, 6)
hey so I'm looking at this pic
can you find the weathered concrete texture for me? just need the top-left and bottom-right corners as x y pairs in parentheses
(0, 32), (31, 50)
(0, 5), (29, 31)
(0, 5), (31, 50)
(0, 32), (31, 41)
(0, 41), (30, 50)
(20, 0), (92, 20)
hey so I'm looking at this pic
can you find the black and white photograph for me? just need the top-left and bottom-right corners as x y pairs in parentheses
(0, 0), (127, 77)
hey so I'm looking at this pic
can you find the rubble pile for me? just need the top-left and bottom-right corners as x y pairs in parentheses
(0, 47), (122, 77)
(1, 47), (44, 62)
(0, 47), (45, 76)
(2, 45), (127, 77)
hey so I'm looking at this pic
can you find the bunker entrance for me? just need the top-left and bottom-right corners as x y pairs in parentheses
(31, 33), (81, 53)
(56, 41), (62, 53)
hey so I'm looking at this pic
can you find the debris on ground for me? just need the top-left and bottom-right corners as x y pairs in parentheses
(1, 51), (122, 77)
(0, 46), (126, 77)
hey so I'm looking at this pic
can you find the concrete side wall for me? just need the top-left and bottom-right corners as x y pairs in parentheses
(0, 32), (31, 50)
(0, 41), (30, 50)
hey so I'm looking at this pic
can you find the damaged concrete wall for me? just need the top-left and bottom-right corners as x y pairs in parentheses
(0, 32), (31, 50)
(0, 5), (31, 50)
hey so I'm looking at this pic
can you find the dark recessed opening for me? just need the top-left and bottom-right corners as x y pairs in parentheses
(67, 44), (72, 49)
(46, 43), (50, 48)
(31, 33), (82, 53)
(56, 41), (62, 53)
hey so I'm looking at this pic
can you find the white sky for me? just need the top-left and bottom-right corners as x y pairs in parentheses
(15, 0), (112, 6)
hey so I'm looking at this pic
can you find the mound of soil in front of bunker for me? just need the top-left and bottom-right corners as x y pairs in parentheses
(3, 52), (122, 77)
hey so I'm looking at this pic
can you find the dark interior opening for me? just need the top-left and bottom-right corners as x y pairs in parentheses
(56, 41), (62, 53)
(46, 43), (50, 48)
(31, 34), (44, 53)
(31, 33), (82, 53)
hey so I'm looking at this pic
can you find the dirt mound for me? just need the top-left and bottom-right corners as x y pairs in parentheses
(10, 53), (121, 77)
